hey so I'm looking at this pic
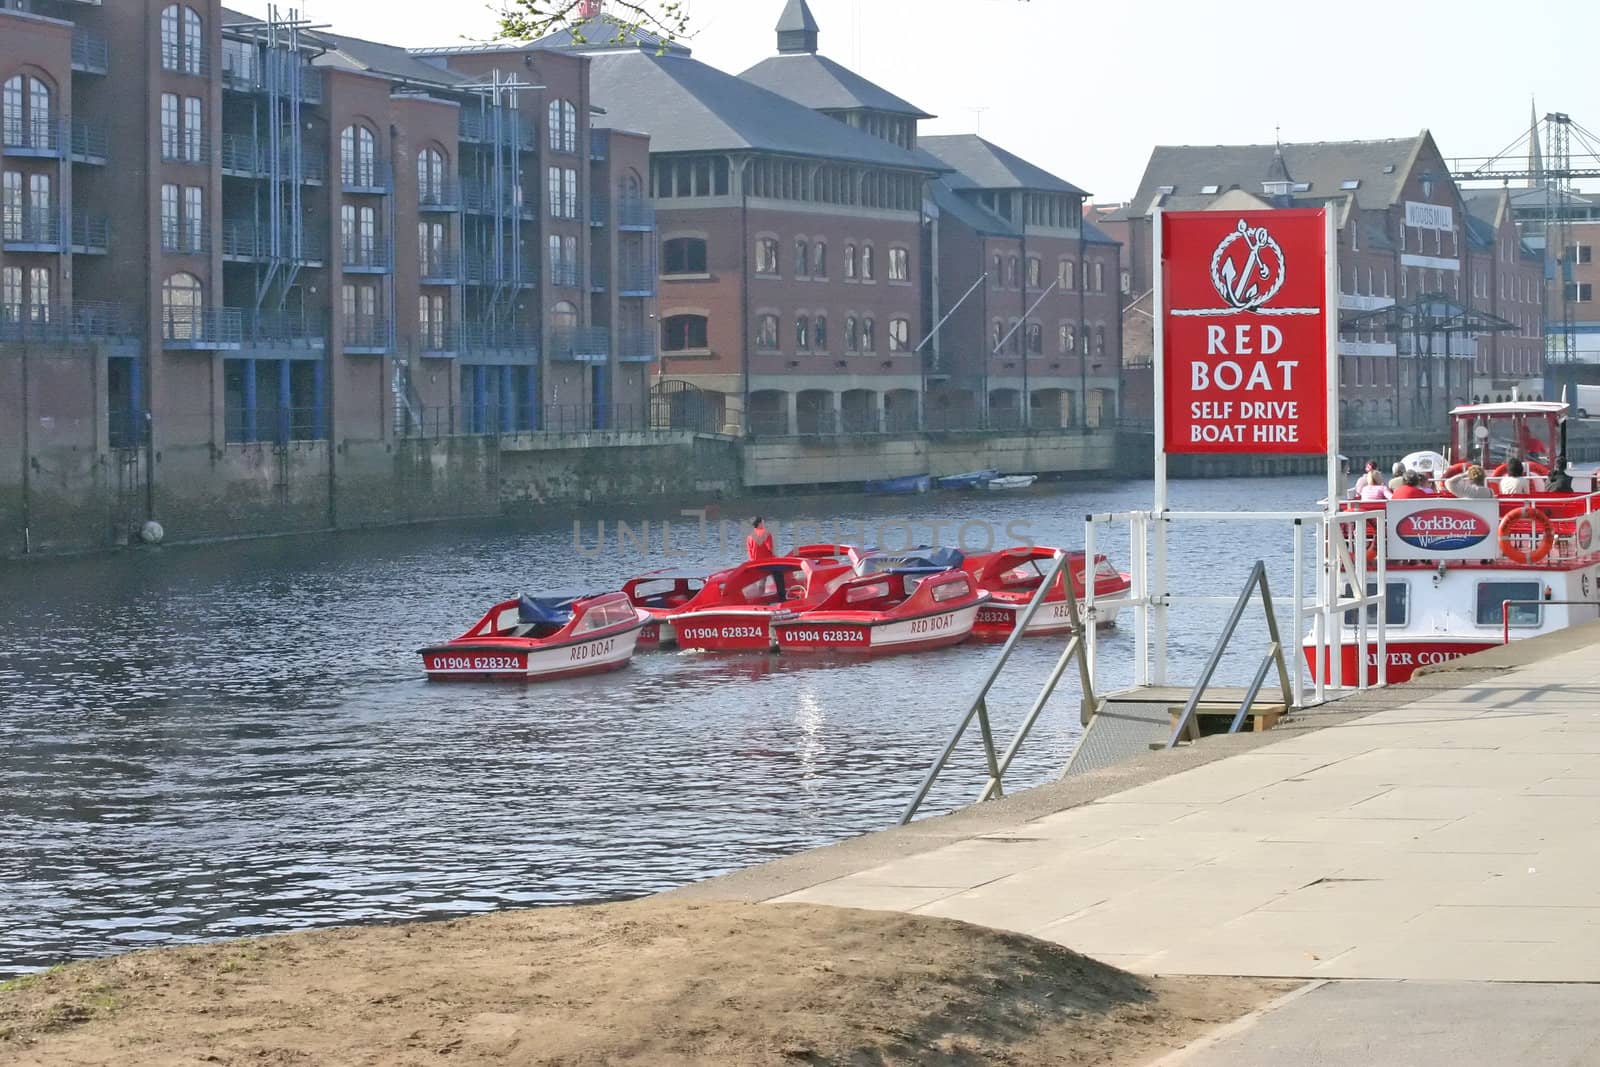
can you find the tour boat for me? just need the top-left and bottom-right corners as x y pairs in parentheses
(621, 569), (720, 650)
(1309, 400), (1600, 685)
(936, 469), (1000, 490)
(986, 474), (1039, 491)
(419, 592), (648, 682)
(772, 567), (988, 656)
(863, 474), (933, 495)
(665, 553), (856, 652)
(963, 548), (1134, 639)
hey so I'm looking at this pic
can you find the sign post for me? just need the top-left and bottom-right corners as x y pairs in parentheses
(1151, 208), (1340, 686)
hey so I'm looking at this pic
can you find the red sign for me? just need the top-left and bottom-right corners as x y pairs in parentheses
(1160, 209), (1329, 454)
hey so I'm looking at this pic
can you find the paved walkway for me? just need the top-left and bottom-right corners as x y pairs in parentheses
(776, 644), (1600, 981)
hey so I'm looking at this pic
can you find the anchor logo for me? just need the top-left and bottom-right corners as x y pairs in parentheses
(1210, 219), (1287, 312)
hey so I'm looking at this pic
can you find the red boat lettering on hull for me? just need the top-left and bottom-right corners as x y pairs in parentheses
(1305, 641), (1494, 685)
(776, 626), (871, 649)
(570, 638), (617, 662)
(674, 619), (773, 651)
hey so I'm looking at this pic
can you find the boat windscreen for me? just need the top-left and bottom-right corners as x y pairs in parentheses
(857, 546), (964, 574)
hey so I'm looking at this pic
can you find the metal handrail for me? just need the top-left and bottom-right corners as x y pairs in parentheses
(1165, 561), (1295, 746)
(900, 550), (1097, 824)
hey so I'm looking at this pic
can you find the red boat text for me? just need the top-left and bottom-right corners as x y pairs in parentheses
(910, 614), (955, 635)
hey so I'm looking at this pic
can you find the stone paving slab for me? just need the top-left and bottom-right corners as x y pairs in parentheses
(772, 644), (1600, 981)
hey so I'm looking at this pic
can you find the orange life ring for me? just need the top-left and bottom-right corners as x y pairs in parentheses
(1498, 506), (1554, 564)
(1443, 461), (1471, 480)
(1493, 461), (1550, 478)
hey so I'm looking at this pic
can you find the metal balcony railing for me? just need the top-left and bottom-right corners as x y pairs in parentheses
(590, 196), (608, 226)
(72, 28), (110, 75)
(458, 109), (537, 150)
(71, 118), (108, 163)
(242, 309), (327, 349)
(220, 134), (328, 183)
(341, 243), (391, 272)
(616, 198), (655, 230)
(161, 307), (243, 349)
(461, 182), (530, 216)
(416, 324), (457, 355)
(547, 263), (580, 289)
(73, 214), (110, 254)
(418, 179), (461, 212)
(343, 316), (390, 352)
(617, 265), (657, 296)
(419, 249), (460, 283)
(160, 44), (211, 78)
(160, 131), (212, 166)
(160, 225), (211, 255)
(2, 116), (60, 154)
(2, 207), (61, 248)
(221, 56), (323, 103)
(589, 128), (609, 161)
(0, 301), (140, 344)
(465, 254), (537, 287)
(589, 265), (608, 293)
(617, 331), (656, 363)
(341, 159), (393, 194)
(459, 323), (540, 353)
(222, 221), (321, 262)
(550, 326), (609, 362)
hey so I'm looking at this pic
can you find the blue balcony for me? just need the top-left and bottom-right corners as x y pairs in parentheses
(221, 134), (327, 184)
(419, 179), (461, 213)
(341, 242), (392, 274)
(547, 264), (580, 289)
(343, 316), (390, 354)
(242, 310), (328, 352)
(73, 214), (110, 255)
(162, 307), (244, 350)
(222, 221), (326, 265)
(589, 265), (608, 293)
(618, 265), (657, 297)
(0, 302), (139, 347)
(72, 29), (110, 75)
(341, 160), (393, 196)
(459, 323), (539, 355)
(458, 109), (536, 150)
(616, 197), (655, 231)
(465, 254), (537, 288)
(419, 249), (461, 285)
(160, 131), (212, 167)
(617, 330), (656, 363)
(589, 128), (609, 162)
(550, 326), (609, 363)
(461, 182), (532, 218)
(221, 54), (323, 103)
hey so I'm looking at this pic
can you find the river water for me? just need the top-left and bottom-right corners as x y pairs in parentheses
(0, 474), (1325, 974)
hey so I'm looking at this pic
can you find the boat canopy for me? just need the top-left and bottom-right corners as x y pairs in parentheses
(856, 546), (964, 575)
(518, 595), (578, 626)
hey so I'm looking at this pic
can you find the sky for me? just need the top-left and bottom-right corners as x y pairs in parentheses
(225, 0), (1600, 201)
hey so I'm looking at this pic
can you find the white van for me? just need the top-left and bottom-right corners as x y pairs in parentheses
(1574, 384), (1600, 420)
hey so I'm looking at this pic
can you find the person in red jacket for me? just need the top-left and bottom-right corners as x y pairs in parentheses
(746, 517), (775, 560)
(1391, 471), (1433, 499)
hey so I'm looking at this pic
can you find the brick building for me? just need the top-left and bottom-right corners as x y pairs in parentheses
(919, 135), (1122, 431)
(1508, 185), (1600, 382)
(1463, 189), (1547, 401)
(1109, 131), (1545, 431)
(0, 0), (654, 549)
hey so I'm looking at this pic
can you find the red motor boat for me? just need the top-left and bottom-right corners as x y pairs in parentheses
(772, 567), (988, 656)
(419, 591), (647, 681)
(665, 554), (855, 652)
(620, 569), (721, 650)
(963, 548), (1133, 640)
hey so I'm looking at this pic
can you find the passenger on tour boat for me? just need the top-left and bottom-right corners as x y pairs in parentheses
(1356, 471), (1392, 502)
(1391, 471), (1432, 500)
(1444, 465), (1494, 499)
(746, 517), (775, 561)
(1547, 456), (1575, 494)
(1498, 457), (1532, 495)
(1347, 460), (1381, 500)
(1387, 462), (1408, 493)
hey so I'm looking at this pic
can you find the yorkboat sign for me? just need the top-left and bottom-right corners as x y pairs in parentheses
(1386, 499), (1500, 560)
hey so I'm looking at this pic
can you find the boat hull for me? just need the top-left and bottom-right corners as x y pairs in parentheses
(774, 603), (982, 656)
(636, 615), (677, 651)
(1302, 637), (1496, 686)
(972, 597), (1125, 639)
(670, 609), (779, 652)
(421, 625), (644, 682)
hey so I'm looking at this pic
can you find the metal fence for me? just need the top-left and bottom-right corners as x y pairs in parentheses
(0, 302), (140, 345)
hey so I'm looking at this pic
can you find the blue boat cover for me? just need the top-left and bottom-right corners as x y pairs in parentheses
(518, 595), (578, 626)
(856, 546), (964, 575)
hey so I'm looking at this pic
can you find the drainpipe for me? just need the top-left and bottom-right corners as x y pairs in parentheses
(739, 156), (750, 435)
(19, 340), (31, 553)
(1020, 221), (1029, 429)
(1078, 221), (1088, 433)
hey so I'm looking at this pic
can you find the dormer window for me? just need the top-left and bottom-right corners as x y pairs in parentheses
(1263, 181), (1292, 196)
(1199, 184), (1219, 195)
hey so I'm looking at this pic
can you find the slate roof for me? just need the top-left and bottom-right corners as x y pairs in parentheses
(312, 30), (473, 87)
(920, 135), (1088, 196)
(585, 49), (944, 171)
(931, 180), (1016, 237)
(739, 53), (932, 119)
(468, 13), (691, 56)
(1119, 134), (1429, 217)
(776, 0), (820, 36)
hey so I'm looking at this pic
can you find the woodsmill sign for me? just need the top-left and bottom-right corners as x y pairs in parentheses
(1156, 209), (1334, 455)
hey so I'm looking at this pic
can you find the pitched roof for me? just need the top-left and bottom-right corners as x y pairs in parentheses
(920, 134), (1088, 196)
(476, 13), (691, 56)
(931, 180), (1017, 237)
(312, 30), (473, 87)
(585, 49), (943, 171)
(1123, 134), (1428, 216)
(776, 0), (820, 35)
(739, 53), (932, 118)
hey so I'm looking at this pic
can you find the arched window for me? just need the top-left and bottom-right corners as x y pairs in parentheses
(161, 6), (204, 74)
(845, 316), (859, 352)
(813, 315), (827, 351)
(4, 74), (52, 149)
(844, 244), (857, 280)
(663, 237), (707, 275)
(661, 314), (708, 352)
(551, 300), (578, 332)
(861, 317), (876, 352)
(619, 171), (642, 203)
(1094, 326), (1106, 358)
(860, 244), (874, 281)
(756, 314), (779, 350)
(417, 147), (445, 204)
(890, 318), (911, 353)
(812, 241), (826, 277)
(162, 272), (203, 340)
(795, 314), (810, 350)
(183, 8), (203, 73)
(563, 102), (577, 152)
(341, 125), (376, 187)
(548, 101), (562, 150)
